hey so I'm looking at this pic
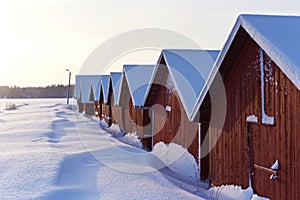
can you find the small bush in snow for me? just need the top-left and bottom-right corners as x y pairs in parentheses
(91, 116), (100, 122)
(5, 102), (17, 110)
(110, 123), (120, 133)
(110, 123), (125, 137)
(119, 132), (143, 149)
(99, 119), (109, 129)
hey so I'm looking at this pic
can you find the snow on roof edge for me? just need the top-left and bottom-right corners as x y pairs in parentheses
(123, 64), (155, 107)
(116, 72), (125, 106)
(191, 14), (300, 121)
(110, 72), (122, 106)
(158, 49), (222, 121)
(141, 67), (156, 107)
(95, 78), (102, 101)
(74, 76), (81, 99)
(190, 16), (242, 121)
(75, 75), (101, 103)
(101, 75), (111, 104)
(162, 51), (191, 118)
(123, 66), (136, 106)
(91, 77), (101, 101)
(240, 14), (300, 91)
(143, 54), (162, 106)
(80, 82), (93, 103)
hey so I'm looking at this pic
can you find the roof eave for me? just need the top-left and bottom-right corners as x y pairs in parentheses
(190, 15), (243, 121)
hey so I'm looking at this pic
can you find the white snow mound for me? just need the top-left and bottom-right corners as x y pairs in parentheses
(209, 185), (253, 200)
(119, 132), (142, 149)
(152, 142), (200, 184)
(209, 185), (269, 200)
(99, 119), (109, 129)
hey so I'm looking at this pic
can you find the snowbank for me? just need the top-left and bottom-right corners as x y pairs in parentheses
(0, 99), (205, 199)
(67, 104), (78, 111)
(4, 102), (17, 110)
(0, 101), (29, 112)
(109, 123), (125, 138)
(119, 132), (143, 149)
(209, 185), (253, 200)
(103, 123), (142, 148)
(251, 194), (270, 200)
(209, 185), (269, 200)
(151, 142), (200, 184)
(91, 115), (100, 122)
(99, 119), (109, 129)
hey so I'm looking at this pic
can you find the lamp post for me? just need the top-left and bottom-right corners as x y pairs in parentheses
(66, 69), (71, 105)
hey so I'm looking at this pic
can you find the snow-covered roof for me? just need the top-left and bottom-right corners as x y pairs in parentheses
(101, 75), (111, 104)
(191, 14), (300, 121)
(94, 78), (101, 101)
(110, 72), (122, 106)
(75, 75), (101, 103)
(156, 49), (219, 120)
(122, 65), (155, 107)
(241, 14), (300, 89)
(74, 75), (81, 99)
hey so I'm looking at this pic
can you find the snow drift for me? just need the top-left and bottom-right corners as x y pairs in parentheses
(151, 142), (200, 185)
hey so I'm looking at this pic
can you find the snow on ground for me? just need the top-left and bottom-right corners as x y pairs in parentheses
(209, 185), (269, 200)
(209, 185), (253, 200)
(0, 98), (268, 200)
(118, 131), (143, 149)
(0, 98), (208, 200)
(152, 142), (200, 185)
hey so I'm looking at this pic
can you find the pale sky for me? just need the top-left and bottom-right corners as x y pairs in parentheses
(0, 0), (299, 87)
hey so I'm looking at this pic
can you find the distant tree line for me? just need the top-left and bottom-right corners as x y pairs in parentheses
(0, 84), (74, 98)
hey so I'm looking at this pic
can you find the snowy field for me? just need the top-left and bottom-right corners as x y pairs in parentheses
(0, 98), (210, 200)
(0, 98), (267, 200)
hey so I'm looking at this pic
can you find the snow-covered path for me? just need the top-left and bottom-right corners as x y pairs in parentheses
(0, 99), (208, 200)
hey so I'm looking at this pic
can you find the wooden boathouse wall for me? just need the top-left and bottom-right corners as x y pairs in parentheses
(145, 64), (200, 174)
(77, 98), (84, 113)
(111, 103), (123, 129)
(118, 72), (152, 150)
(85, 86), (96, 116)
(110, 82), (124, 129)
(94, 101), (100, 117)
(208, 27), (300, 200)
(99, 88), (104, 119)
(128, 98), (152, 150)
(151, 83), (199, 167)
(78, 87), (95, 115)
(102, 82), (113, 126)
(119, 75), (132, 133)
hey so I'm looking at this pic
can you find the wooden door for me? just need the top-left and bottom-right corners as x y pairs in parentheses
(249, 123), (278, 199)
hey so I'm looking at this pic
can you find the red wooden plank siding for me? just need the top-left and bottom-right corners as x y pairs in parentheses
(123, 98), (131, 133)
(84, 102), (94, 115)
(142, 109), (152, 150)
(112, 106), (123, 129)
(77, 99), (84, 112)
(208, 27), (300, 200)
(151, 74), (200, 175)
(95, 101), (100, 117)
